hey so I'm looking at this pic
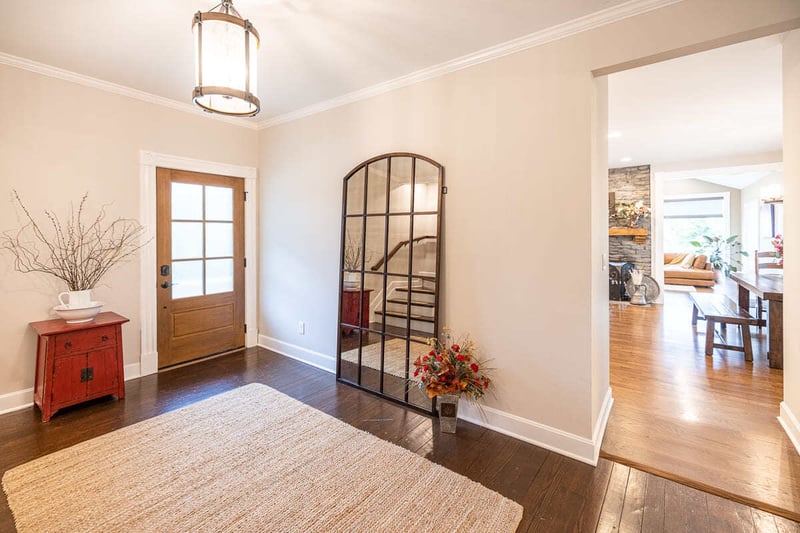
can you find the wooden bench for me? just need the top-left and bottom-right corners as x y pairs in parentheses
(689, 292), (758, 361)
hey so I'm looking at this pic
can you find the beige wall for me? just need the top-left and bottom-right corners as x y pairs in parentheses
(740, 171), (784, 260)
(257, 0), (800, 451)
(782, 30), (800, 446)
(0, 65), (257, 398)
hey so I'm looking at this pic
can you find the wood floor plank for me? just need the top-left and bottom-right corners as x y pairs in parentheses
(0, 346), (796, 533)
(596, 462), (630, 531)
(573, 458), (614, 533)
(752, 508), (780, 533)
(705, 493), (755, 533)
(619, 468), (648, 533)
(603, 285), (800, 521)
(641, 474), (667, 532)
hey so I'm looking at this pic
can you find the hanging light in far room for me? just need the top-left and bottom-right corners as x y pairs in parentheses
(193, 0), (260, 117)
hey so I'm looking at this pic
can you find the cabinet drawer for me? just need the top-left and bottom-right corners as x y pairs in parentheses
(54, 326), (116, 356)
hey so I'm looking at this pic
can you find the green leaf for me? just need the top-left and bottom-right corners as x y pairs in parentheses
(689, 241), (702, 248)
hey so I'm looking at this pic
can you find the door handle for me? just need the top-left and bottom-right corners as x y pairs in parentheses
(161, 281), (177, 289)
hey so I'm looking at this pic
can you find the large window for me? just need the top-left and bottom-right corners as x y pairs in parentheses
(663, 194), (729, 253)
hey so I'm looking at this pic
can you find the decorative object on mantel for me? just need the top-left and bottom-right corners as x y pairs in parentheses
(1, 191), (146, 322)
(412, 327), (492, 434)
(772, 234), (784, 266)
(608, 227), (648, 245)
(611, 201), (650, 228)
(625, 270), (660, 305)
(689, 234), (748, 278)
(193, 0), (260, 117)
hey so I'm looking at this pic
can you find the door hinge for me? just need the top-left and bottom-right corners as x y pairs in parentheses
(244, 257), (247, 268)
(442, 186), (448, 195)
(244, 191), (248, 202)
(244, 324), (248, 333)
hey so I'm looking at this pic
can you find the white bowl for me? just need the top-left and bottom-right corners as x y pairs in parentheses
(52, 301), (105, 323)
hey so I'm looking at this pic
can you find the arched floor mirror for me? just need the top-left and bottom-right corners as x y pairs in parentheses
(337, 153), (444, 413)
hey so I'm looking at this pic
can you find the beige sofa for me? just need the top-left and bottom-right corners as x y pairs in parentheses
(664, 253), (715, 287)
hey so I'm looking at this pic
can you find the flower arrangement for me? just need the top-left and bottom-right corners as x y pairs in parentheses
(611, 201), (650, 228)
(412, 329), (491, 399)
(772, 234), (784, 266)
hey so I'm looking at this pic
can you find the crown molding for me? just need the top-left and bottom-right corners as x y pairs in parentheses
(0, 0), (682, 133)
(256, 0), (684, 129)
(0, 52), (258, 130)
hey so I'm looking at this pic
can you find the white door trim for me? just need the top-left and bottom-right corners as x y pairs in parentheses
(139, 151), (258, 376)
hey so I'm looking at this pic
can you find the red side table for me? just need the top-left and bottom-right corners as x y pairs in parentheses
(341, 289), (372, 334)
(30, 312), (129, 422)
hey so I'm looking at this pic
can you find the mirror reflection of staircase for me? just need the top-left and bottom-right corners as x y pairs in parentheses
(336, 153), (444, 413)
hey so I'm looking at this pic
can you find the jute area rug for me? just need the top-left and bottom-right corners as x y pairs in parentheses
(340, 337), (430, 378)
(3, 384), (522, 532)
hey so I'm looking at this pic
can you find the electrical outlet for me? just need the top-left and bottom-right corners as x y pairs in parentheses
(298, 321), (305, 335)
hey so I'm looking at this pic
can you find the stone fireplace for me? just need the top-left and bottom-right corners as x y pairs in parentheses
(609, 165), (651, 276)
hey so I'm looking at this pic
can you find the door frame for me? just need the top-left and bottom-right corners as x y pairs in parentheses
(139, 151), (258, 376)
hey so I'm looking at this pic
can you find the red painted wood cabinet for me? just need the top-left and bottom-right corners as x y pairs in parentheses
(341, 289), (372, 334)
(30, 312), (129, 422)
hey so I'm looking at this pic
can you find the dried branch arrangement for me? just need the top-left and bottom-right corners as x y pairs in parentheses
(1, 191), (147, 291)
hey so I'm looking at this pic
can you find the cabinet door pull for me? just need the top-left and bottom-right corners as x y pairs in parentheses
(65, 341), (72, 349)
(101, 335), (109, 342)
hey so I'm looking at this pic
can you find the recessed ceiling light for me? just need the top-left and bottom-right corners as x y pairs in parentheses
(620, 157), (633, 163)
(608, 131), (622, 139)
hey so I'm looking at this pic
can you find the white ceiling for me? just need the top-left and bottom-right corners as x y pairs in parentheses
(660, 163), (783, 190)
(0, 0), (634, 123)
(608, 35), (783, 167)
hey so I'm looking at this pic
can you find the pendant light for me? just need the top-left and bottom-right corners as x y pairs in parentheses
(192, 1), (260, 117)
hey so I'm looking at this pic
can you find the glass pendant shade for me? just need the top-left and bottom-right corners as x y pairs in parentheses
(193, 2), (260, 117)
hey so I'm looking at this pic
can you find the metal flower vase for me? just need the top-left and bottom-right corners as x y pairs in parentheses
(437, 394), (460, 433)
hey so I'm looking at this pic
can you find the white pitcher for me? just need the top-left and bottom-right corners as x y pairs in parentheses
(58, 289), (92, 309)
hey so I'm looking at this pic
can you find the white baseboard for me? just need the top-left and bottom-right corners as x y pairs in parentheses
(256, 337), (611, 465)
(458, 393), (611, 466)
(124, 362), (141, 381)
(592, 387), (615, 464)
(0, 388), (34, 415)
(140, 351), (158, 376)
(257, 334), (336, 374)
(778, 402), (800, 457)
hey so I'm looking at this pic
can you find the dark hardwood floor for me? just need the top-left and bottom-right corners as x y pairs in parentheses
(1, 347), (797, 532)
(603, 286), (800, 523)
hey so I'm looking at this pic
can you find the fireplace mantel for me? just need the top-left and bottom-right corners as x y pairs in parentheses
(609, 227), (648, 244)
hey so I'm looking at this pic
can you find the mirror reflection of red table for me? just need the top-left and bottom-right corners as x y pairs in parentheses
(730, 271), (783, 369)
(341, 289), (372, 335)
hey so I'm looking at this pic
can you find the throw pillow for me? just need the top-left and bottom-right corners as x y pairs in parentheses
(669, 254), (686, 265)
(680, 254), (696, 269)
(693, 255), (707, 270)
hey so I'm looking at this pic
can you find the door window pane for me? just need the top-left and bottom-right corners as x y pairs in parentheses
(205, 185), (233, 221)
(206, 258), (234, 294)
(172, 260), (204, 299)
(172, 222), (204, 260)
(172, 182), (203, 220)
(206, 222), (233, 258)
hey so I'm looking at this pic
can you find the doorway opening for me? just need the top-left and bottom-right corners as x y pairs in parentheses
(600, 35), (796, 519)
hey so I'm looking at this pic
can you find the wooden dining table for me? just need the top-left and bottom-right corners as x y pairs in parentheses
(729, 271), (783, 369)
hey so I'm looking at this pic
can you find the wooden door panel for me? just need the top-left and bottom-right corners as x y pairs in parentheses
(86, 347), (119, 396)
(156, 168), (246, 368)
(52, 354), (86, 406)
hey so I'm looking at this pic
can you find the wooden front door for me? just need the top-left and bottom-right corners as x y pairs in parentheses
(156, 168), (245, 368)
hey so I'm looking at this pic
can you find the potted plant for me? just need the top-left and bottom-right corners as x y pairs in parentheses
(690, 234), (749, 278)
(1, 191), (146, 318)
(412, 328), (492, 433)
